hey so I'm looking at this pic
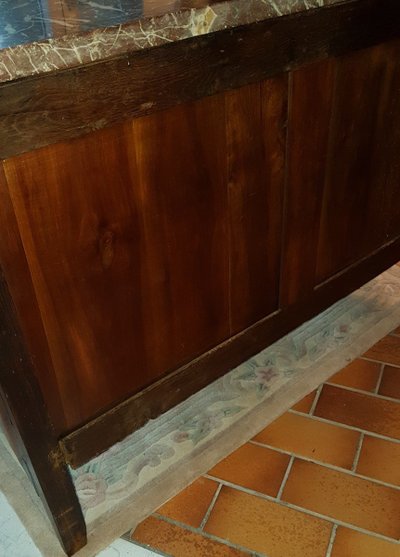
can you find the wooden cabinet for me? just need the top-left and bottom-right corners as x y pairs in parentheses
(3, 44), (400, 438)
(1, 4), (400, 554)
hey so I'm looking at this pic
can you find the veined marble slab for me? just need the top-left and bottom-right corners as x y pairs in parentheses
(0, 0), (343, 84)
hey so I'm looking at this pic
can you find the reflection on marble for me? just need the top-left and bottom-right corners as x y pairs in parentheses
(0, 0), (344, 84)
(0, 0), (146, 49)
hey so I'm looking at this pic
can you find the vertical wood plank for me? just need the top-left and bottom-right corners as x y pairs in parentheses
(316, 42), (400, 283)
(280, 59), (336, 307)
(0, 165), (68, 432)
(228, 77), (287, 333)
(127, 92), (230, 378)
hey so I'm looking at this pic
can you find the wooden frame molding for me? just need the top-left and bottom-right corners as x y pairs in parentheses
(0, 265), (87, 555)
(1, 0), (400, 159)
(61, 237), (400, 468)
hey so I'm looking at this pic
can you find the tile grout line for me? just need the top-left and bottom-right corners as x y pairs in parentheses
(325, 524), (338, 557)
(276, 455), (294, 500)
(199, 483), (223, 531)
(323, 381), (400, 404)
(248, 439), (400, 491)
(152, 512), (269, 557)
(203, 474), (400, 545)
(374, 363), (386, 394)
(288, 409), (400, 444)
(351, 432), (364, 472)
(309, 384), (323, 416)
(360, 355), (400, 369)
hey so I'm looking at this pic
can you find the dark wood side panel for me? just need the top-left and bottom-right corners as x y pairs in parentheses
(0, 165), (67, 431)
(0, 260), (86, 554)
(227, 77), (287, 333)
(316, 41), (400, 283)
(62, 236), (400, 468)
(1, 0), (400, 158)
(280, 59), (336, 306)
(2, 93), (230, 432)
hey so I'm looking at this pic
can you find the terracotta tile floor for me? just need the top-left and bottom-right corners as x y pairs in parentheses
(130, 333), (400, 557)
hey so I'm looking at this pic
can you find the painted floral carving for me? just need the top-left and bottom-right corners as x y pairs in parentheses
(75, 473), (107, 510)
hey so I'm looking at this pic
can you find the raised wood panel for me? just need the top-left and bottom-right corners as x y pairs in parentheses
(227, 77), (287, 333)
(3, 92), (230, 432)
(280, 59), (336, 307)
(316, 42), (400, 283)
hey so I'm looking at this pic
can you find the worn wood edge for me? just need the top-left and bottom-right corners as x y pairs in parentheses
(0, 264), (87, 555)
(2, 0), (400, 159)
(61, 237), (400, 468)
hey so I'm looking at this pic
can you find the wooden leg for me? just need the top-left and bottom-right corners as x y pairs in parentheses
(0, 266), (87, 555)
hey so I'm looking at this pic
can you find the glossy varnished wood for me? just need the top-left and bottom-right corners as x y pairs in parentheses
(227, 77), (287, 333)
(316, 42), (400, 283)
(3, 93), (230, 432)
(280, 59), (336, 306)
(0, 164), (67, 430)
(1, 0), (400, 158)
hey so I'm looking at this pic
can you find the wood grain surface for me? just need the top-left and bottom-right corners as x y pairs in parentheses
(227, 78), (287, 333)
(316, 41), (400, 283)
(3, 93), (231, 431)
(280, 59), (336, 306)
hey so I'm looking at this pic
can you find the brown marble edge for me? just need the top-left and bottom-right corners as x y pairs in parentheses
(0, 0), (347, 85)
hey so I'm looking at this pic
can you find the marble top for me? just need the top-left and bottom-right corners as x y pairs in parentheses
(0, 0), (342, 84)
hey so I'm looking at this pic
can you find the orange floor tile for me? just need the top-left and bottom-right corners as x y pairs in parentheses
(291, 390), (317, 412)
(204, 486), (332, 557)
(314, 383), (400, 439)
(356, 435), (400, 487)
(253, 411), (360, 469)
(208, 442), (290, 497)
(282, 459), (400, 538)
(130, 332), (400, 557)
(328, 358), (381, 392)
(156, 477), (219, 527)
(331, 527), (400, 557)
(379, 365), (400, 399)
(364, 335), (400, 366)
(133, 516), (247, 556)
